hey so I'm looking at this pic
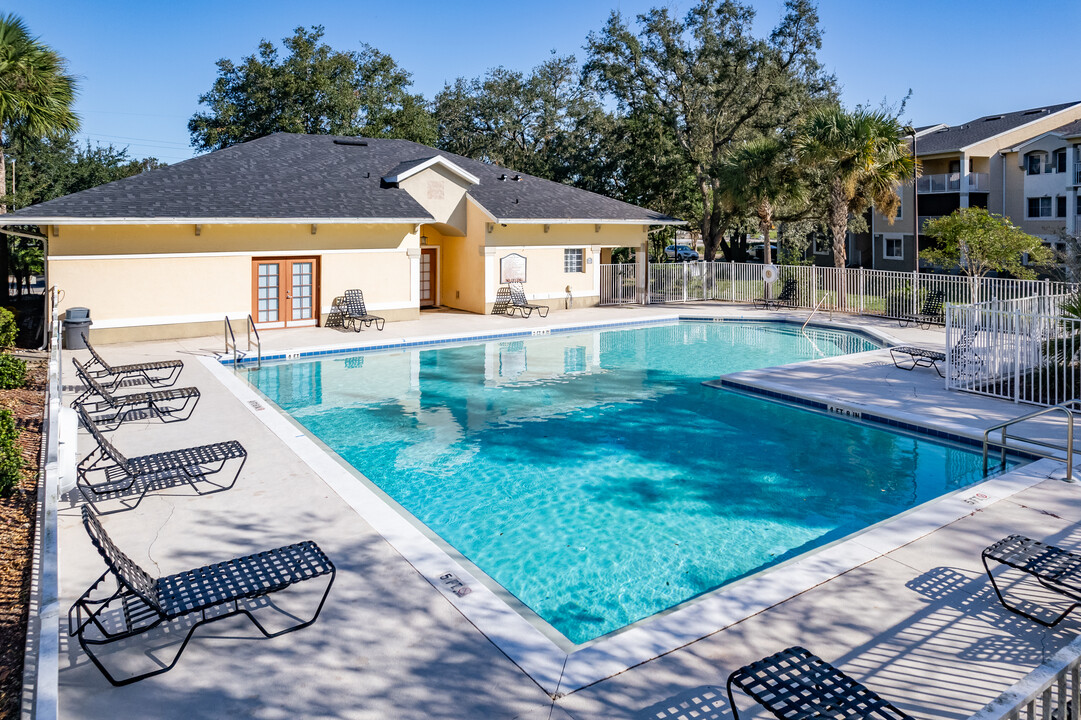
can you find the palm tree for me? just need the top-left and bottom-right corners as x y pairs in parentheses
(717, 136), (805, 267)
(0, 14), (78, 298)
(794, 106), (915, 305)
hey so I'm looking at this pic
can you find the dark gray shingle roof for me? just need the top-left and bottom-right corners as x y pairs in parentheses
(915, 101), (1081, 155)
(1054, 119), (1081, 138)
(8, 133), (678, 224)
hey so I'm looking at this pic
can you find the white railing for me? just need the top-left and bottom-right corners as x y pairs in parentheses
(915, 172), (989, 193)
(946, 294), (1080, 406)
(601, 262), (1074, 321)
(972, 633), (1081, 720)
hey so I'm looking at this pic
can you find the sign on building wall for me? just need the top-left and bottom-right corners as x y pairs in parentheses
(500, 253), (526, 283)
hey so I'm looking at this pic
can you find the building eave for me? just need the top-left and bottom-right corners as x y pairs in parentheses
(0, 216), (435, 227)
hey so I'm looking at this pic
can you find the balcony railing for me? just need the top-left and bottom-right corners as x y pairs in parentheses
(1075, 167), (1081, 185)
(916, 172), (989, 194)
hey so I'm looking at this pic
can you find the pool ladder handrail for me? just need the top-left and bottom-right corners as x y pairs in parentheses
(982, 399), (1081, 478)
(224, 315), (262, 369)
(801, 291), (834, 331)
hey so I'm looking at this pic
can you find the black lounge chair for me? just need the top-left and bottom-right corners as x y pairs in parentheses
(727, 646), (913, 720)
(898, 290), (945, 329)
(983, 535), (1081, 627)
(509, 283), (549, 318)
(333, 289), (385, 331)
(491, 286), (512, 315)
(68, 506), (335, 686)
(83, 333), (184, 389)
(75, 405), (246, 509)
(890, 329), (983, 379)
(753, 278), (798, 311)
(71, 358), (200, 430)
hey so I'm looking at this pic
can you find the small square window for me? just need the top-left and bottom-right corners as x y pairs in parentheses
(564, 248), (584, 273)
(884, 236), (904, 260)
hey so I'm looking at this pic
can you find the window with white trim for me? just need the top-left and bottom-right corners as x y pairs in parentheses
(1054, 149), (1067, 174)
(1028, 196), (1052, 218)
(564, 248), (584, 273)
(884, 236), (904, 260)
(812, 236), (830, 255)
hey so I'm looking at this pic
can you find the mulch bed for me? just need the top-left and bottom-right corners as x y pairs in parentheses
(0, 355), (48, 719)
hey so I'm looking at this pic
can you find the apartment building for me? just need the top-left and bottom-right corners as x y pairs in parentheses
(864, 101), (1081, 272)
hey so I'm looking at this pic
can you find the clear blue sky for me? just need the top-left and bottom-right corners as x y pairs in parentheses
(23, 0), (1081, 163)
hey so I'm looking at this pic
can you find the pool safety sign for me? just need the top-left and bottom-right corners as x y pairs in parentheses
(440, 573), (471, 597)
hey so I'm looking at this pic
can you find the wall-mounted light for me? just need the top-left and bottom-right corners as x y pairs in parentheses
(311, 223), (318, 235)
(194, 224), (202, 236)
(595, 224), (601, 233)
(52, 225), (59, 237)
(543, 224), (550, 233)
(420, 234), (428, 246)
(487, 223), (494, 234)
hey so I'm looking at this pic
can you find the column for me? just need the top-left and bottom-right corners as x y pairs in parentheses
(406, 247), (421, 306)
(959, 152), (970, 209)
(635, 241), (648, 304)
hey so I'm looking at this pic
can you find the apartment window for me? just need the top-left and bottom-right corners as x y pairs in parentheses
(884, 236), (903, 260)
(564, 248), (584, 273)
(1077, 195), (1081, 216)
(1055, 149), (1067, 174)
(813, 236), (830, 255)
(1028, 196), (1052, 218)
(1026, 153), (1044, 176)
(1058, 196), (1068, 218)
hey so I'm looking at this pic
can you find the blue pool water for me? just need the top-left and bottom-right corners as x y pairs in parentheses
(247, 321), (999, 644)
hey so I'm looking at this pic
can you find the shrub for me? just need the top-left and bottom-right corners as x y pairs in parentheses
(0, 307), (16, 348)
(0, 354), (26, 389)
(0, 409), (22, 495)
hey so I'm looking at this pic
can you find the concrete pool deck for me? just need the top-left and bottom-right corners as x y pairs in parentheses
(55, 304), (1081, 719)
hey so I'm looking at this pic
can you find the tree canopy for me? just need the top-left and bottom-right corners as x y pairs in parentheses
(188, 26), (436, 152)
(584, 0), (835, 260)
(920, 207), (1053, 290)
(793, 105), (915, 269)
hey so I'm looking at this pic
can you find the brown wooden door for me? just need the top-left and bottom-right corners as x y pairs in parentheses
(253, 257), (319, 328)
(420, 248), (437, 307)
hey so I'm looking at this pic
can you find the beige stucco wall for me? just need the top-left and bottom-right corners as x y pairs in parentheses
(49, 222), (421, 341)
(398, 166), (471, 236)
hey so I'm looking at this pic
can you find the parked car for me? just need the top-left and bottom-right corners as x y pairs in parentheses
(664, 244), (700, 261)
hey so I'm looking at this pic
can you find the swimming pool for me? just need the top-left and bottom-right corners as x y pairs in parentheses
(245, 321), (1002, 644)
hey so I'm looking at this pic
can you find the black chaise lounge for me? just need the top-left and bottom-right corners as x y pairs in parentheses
(890, 329), (983, 379)
(333, 289), (385, 331)
(983, 534), (1081, 627)
(898, 289), (945, 329)
(75, 405), (246, 510)
(68, 506), (336, 686)
(509, 283), (549, 318)
(727, 646), (913, 720)
(82, 333), (184, 389)
(71, 358), (200, 429)
(753, 278), (798, 311)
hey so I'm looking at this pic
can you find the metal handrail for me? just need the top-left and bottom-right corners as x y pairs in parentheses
(801, 291), (835, 331)
(246, 315), (261, 369)
(982, 400), (1081, 478)
(224, 316), (239, 367)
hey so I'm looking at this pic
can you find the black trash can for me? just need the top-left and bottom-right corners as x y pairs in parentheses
(62, 308), (92, 350)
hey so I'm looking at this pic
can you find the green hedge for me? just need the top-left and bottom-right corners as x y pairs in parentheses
(0, 408), (22, 495)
